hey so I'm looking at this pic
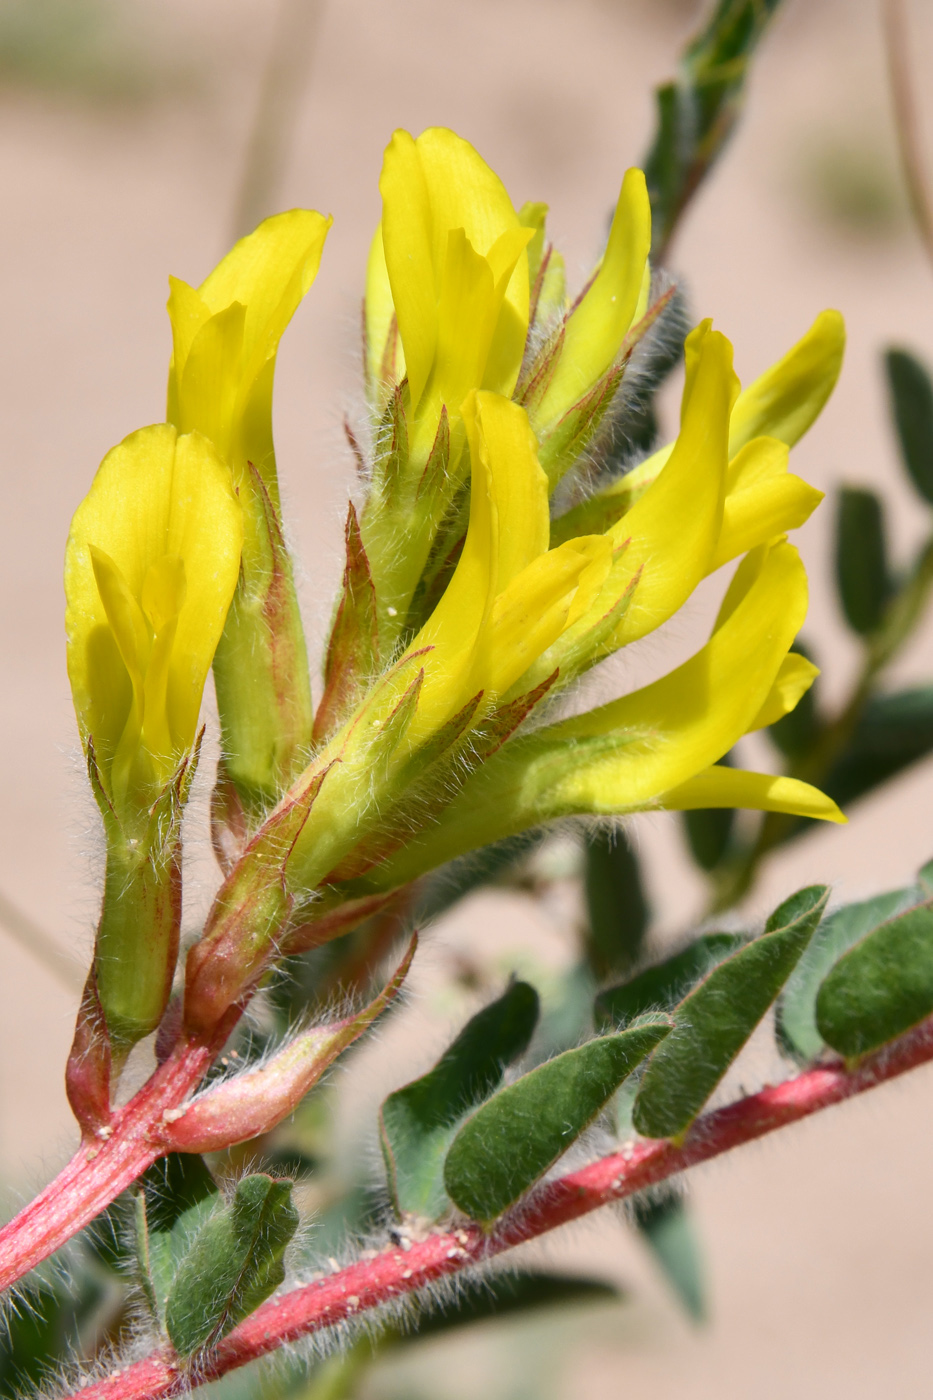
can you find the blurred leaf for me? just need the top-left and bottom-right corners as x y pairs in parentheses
(816, 898), (933, 1058)
(681, 752), (736, 871)
(165, 1175), (298, 1356)
(380, 981), (539, 1219)
(399, 1271), (621, 1341)
(634, 886), (828, 1139)
(444, 1019), (671, 1224)
(414, 831), (546, 925)
(886, 348), (933, 504)
(683, 807), (734, 872)
(595, 933), (744, 1029)
(835, 486), (891, 636)
(632, 1185), (705, 1322)
(137, 1153), (219, 1322)
(776, 886), (918, 1064)
(584, 829), (649, 979)
(643, 0), (783, 257)
(821, 686), (933, 809)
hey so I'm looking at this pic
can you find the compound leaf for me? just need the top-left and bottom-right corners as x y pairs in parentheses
(595, 933), (744, 1030)
(816, 898), (933, 1058)
(633, 886), (828, 1140)
(777, 886), (918, 1064)
(444, 1019), (671, 1224)
(380, 981), (539, 1219)
(164, 1174), (298, 1356)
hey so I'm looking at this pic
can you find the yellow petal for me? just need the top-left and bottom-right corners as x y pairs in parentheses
(413, 226), (532, 454)
(65, 425), (244, 794)
(747, 652), (820, 732)
(380, 130), (436, 412)
(518, 199), (548, 288)
(729, 309), (845, 455)
(364, 222), (405, 392)
(483, 534), (613, 695)
(552, 539), (808, 802)
(712, 435), (824, 571)
(660, 765), (845, 823)
(536, 169), (651, 425)
(406, 392), (549, 734)
(380, 127), (528, 418)
(167, 208), (331, 484)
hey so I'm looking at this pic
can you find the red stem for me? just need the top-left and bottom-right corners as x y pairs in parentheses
(0, 1014), (238, 1292)
(65, 1013), (933, 1400)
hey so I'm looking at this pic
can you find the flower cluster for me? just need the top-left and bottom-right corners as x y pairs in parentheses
(63, 125), (845, 1064)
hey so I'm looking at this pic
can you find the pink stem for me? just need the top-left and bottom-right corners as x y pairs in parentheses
(0, 1014), (238, 1292)
(66, 1014), (933, 1400)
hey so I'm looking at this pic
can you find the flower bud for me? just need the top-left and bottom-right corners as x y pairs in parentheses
(65, 424), (242, 1050)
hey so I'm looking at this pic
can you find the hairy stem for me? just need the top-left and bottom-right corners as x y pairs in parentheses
(0, 1014), (239, 1293)
(64, 1012), (933, 1400)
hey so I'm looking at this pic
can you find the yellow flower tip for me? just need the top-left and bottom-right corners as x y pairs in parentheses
(65, 423), (243, 813)
(535, 167), (652, 427)
(747, 652), (820, 732)
(661, 767), (846, 825)
(729, 307), (846, 456)
(167, 208), (332, 476)
(377, 127), (530, 436)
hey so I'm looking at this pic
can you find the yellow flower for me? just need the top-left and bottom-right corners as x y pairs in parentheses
(530, 312), (844, 688)
(359, 538), (843, 890)
(365, 127), (652, 466)
(166, 209), (332, 812)
(167, 209), (331, 495)
(403, 390), (612, 742)
(366, 128), (533, 463)
(65, 423), (243, 820)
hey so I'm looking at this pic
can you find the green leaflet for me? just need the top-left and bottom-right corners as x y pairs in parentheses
(819, 687), (933, 811)
(164, 1174), (298, 1356)
(444, 1019), (670, 1225)
(885, 347), (933, 504)
(584, 829), (649, 981)
(834, 487), (891, 636)
(135, 1152), (219, 1323)
(633, 886), (828, 1140)
(631, 1184), (705, 1323)
(380, 981), (539, 1219)
(397, 1270), (621, 1342)
(777, 886), (919, 1064)
(816, 897), (933, 1058)
(595, 933), (745, 1029)
(643, 0), (784, 257)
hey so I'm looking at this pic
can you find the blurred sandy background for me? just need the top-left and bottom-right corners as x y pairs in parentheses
(2, 0), (933, 1393)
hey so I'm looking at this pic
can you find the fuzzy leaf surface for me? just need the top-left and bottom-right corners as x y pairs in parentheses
(777, 886), (918, 1064)
(595, 933), (744, 1030)
(380, 981), (539, 1219)
(444, 1019), (671, 1224)
(137, 1153), (219, 1322)
(816, 898), (933, 1058)
(633, 886), (828, 1139)
(164, 1174), (298, 1355)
